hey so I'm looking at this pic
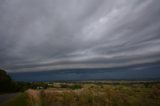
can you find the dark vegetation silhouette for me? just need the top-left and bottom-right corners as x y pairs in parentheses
(0, 69), (16, 93)
(0, 69), (31, 93)
(0, 69), (49, 94)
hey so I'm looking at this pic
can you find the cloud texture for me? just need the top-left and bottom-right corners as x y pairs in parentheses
(0, 0), (160, 72)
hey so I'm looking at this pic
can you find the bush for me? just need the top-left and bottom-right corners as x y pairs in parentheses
(60, 84), (82, 90)
(0, 69), (17, 93)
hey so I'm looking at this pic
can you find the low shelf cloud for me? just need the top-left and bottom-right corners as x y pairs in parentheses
(0, 0), (160, 72)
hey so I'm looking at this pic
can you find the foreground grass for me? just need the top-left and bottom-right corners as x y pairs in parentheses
(31, 83), (160, 106)
(1, 83), (160, 106)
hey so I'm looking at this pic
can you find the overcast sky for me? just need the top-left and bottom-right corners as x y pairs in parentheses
(0, 0), (160, 72)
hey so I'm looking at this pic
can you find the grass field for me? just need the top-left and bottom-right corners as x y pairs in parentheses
(1, 82), (160, 106)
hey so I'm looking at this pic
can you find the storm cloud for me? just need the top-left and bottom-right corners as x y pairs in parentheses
(0, 0), (160, 72)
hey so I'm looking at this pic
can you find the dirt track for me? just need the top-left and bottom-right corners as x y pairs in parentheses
(0, 93), (20, 103)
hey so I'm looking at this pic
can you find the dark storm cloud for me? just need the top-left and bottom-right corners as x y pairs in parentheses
(0, 0), (160, 72)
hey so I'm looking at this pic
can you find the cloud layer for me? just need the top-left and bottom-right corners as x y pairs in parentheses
(0, 0), (160, 72)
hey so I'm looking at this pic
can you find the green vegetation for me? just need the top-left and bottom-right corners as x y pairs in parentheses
(60, 84), (82, 90)
(30, 82), (48, 89)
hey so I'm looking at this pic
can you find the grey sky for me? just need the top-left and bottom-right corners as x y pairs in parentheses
(0, 0), (160, 72)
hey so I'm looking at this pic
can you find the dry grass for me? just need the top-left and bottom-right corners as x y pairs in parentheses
(26, 89), (41, 106)
(24, 83), (160, 106)
(4, 83), (159, 106)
